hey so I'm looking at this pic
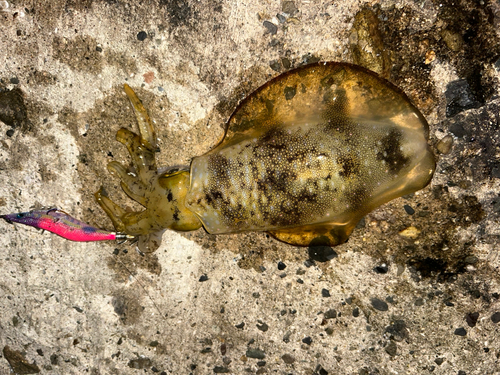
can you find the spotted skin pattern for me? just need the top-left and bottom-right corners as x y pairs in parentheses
(186, 63), (435, 246)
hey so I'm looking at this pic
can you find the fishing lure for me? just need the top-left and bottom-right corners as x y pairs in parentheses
(1, 62), (435, 252)
(0, 208), (132, 242)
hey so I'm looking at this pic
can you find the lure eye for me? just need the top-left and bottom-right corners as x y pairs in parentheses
(16, 213), (25, 219)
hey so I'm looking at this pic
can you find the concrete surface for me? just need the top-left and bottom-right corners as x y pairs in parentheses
(1, 0), (500, 374)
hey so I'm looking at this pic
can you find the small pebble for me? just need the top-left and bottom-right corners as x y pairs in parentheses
(137, 31), (147, 41)
(385, 341), (397, 357)
(308, 246), (337, 262)
(321, 289), (331, 297)
(199, 274), (208, 282)
(385, 320), (408, 342)
(277, 261), (286, 270)
(281, 353), (295, 364)
(371, 298), (388, 311)
(491, 312), (500, 324)
(373, 264), (388, 274)
(302, 336), (312, 345)
(403, 204), (415, 215)
(235, 322), (245, 329)
(464, 256), (478, 264)
(256, 322), (268, 332)
(277, 13), (287, 23)
(281, 57), (291, 69)
(436, 135), (454, 154)
(454, 327), (467, 336)
(324, 309), (337, 319)
(263, 20), (278, 35)
(398, 226), (420, 239)
(282, 1), (298, 15)
(213, 366), (230, 373)
(283, 331), (292, 342)
(314, 364), (328, 375)
(269, 60), (281, 72)
(304, 259), (314, 267)
(434, 357), (445, 366)
(246, 348), (265, 359)
(352, 307), (360, 317)
(466, 312), (479, 327)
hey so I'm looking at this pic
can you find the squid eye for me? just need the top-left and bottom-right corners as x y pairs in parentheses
(17, 213), (25, 219)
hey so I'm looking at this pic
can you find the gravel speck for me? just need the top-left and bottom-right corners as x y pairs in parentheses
(324, 309), (337, 319)
(256, 321), (268, 332)
(246, 348), (265, 359)
(491, 312), (500, 323)
(302, 336), (312, 345)
(385, 341), (397, 357)
(466, 312), (479, 327)
(373, 264), (388, 274)
(371, 298), (388, 311)
(269, 60), (281, 72)
(454, 327), (467, 336)
(434, 357), (445, 366)
(403, 204), (415, 215)
(263, 21), (278, 35)
(213, 366), (230, 373)
(281, 353), (295, 364)
(322, 289), (331, 297)
(314, 364), (329, 375)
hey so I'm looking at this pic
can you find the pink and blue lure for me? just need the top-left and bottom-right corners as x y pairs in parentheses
(0, 208), (130, 242)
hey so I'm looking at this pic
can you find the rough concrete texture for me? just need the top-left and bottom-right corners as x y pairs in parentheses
(0, 0), (500, 374)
